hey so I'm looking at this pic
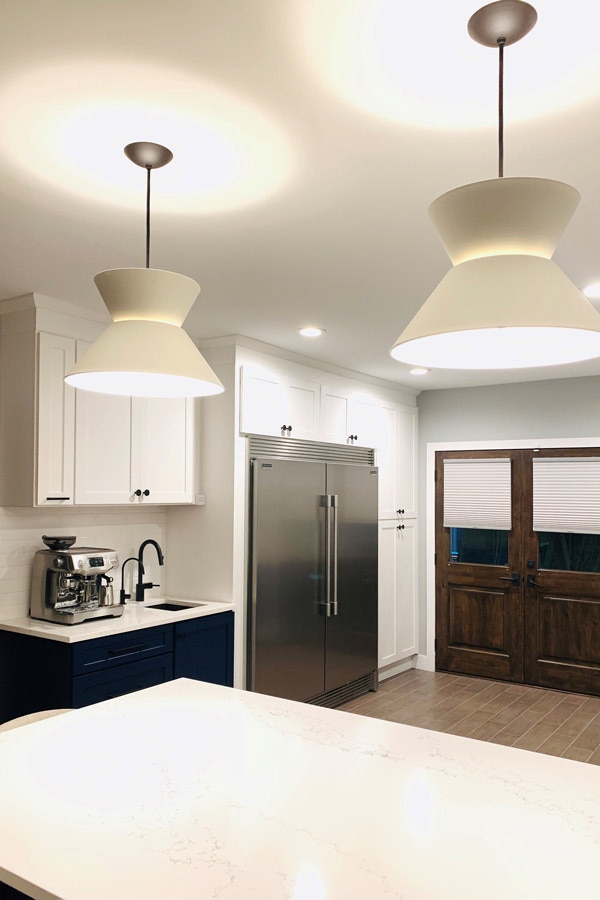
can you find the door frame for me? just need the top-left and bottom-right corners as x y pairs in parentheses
(423, 435), (600, 672)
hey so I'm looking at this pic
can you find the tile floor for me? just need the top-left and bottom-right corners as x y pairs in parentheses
(339, 669), (600, 765)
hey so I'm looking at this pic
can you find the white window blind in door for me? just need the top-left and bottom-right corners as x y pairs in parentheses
(533, 457), (600, 534)
(443, 458), (512, 530)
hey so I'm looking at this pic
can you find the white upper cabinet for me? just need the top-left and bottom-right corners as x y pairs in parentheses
(0, 322), (75, 507)
(239, 365), (320, 440)
(36, 333), (76, 506)
(377, 400), (418, 520)
(75, 341), (195, 505)
(320, 385), (381, 447)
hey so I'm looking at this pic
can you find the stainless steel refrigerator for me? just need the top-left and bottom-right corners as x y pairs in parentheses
(247, 455), (378, 706)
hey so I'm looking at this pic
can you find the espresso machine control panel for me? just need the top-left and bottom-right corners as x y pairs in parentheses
(30, 536), (124, 625)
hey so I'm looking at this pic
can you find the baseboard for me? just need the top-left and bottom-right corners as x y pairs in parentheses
(378, 657), (416, 681)
(417, 652), (435, 672)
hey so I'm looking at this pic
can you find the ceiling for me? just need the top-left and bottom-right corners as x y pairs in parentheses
(3, 0), (600, 391)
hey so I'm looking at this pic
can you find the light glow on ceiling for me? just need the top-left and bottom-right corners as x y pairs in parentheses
(0, 60), (294, 214)
(583, 281), (600, 299)
(297, 0), (600, 129)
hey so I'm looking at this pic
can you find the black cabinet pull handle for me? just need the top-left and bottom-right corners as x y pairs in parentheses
(397, 524), (405, 530)
(107, 643), (147, 657)
(46, 496), (70, 501)
(396, 508), (405, 515)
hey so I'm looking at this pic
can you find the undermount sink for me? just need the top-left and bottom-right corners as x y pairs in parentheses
(146, 602), (207, 612)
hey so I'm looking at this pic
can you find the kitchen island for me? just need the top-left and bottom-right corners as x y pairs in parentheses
(0, 678), (598, 900)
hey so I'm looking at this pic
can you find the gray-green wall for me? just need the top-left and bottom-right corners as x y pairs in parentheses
(417, 374), (600, 652)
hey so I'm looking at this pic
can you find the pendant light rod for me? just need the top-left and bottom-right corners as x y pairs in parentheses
(124, 141), (174, 269)
(498, 36), (505, 177)
(145, 165), (151, 268)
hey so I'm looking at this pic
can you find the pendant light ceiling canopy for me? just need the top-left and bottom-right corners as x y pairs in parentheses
(65, 141), (224, 398)
(390, 0), (600, 371)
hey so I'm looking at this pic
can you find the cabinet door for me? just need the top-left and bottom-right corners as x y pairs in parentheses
(319, 385), (350, 443)
(239, 366), (287, 436)
(378, 519), (417, 668)
(133, 397), (194, 503)
(239, 366), (319, 439)
(348, 395), (381, 448)
(37, 333), (75, 506)
(377, 400), (418, 519)
(174, 612), (234, 686)
(74, 340), (135, 504)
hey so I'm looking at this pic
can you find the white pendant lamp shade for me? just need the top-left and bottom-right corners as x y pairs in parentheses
(65, 268), (224, 398)
(391, 177), (600, 369)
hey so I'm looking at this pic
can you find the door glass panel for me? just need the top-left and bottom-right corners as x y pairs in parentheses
(538, 532), (600, 573)
(449, 528), (509, 566)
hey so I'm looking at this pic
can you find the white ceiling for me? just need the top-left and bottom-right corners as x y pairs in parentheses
(3, 0), (600, 391)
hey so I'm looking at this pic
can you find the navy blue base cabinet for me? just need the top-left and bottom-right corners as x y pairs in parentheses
(0, 611), (234, 724)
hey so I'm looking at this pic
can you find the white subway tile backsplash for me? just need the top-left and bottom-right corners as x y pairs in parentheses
(0, 506), (168, 616)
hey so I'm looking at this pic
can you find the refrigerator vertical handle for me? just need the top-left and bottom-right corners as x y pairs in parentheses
(330, 495), (339, 615)
(320, 495), (333, 616)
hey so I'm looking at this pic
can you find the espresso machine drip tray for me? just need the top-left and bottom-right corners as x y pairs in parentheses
(53, 605), (124, 625)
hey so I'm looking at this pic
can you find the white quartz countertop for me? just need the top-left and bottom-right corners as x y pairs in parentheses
(0, 679), (598, 900)
(0, 598), (233, 642)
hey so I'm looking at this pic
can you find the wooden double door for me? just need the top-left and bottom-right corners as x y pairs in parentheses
(435, 449), (600, 695)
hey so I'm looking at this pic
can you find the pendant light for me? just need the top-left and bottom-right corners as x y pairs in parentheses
(65, 142), (224, 397)
(390, 0), (600, 370)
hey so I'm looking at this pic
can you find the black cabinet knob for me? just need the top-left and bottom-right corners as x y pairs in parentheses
(397, 524), (405, 530)
(396, 508), (405, 515)
(143, 489), (150, 496)
(134, 489), (142, 497)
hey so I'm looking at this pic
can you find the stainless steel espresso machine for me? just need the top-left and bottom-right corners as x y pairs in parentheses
(30, 535), (124, 625)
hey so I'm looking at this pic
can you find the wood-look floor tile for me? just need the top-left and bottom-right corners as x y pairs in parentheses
(537, 733), (576, 758)
(569, 715), (600, 752)
(587, 747), (600, 765)
(561, 746), (593, 763)
(511, 721), (559, 752)
(489, 732), (518, 747)
(555, 706), (598, 738)
(467, 721), (503, 741)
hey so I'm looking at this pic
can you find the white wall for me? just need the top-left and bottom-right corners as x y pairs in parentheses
(417, 373), (600, 655)
(0, 506), (167, 617)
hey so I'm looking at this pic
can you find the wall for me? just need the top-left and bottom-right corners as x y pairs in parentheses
(0, 506), (167, 618)
(417, 373), (600, 656)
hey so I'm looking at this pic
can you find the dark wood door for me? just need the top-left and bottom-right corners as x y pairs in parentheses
(523, 449), (600, 695)
(435, 450), (526, 682)
(436, 448), (600, 696)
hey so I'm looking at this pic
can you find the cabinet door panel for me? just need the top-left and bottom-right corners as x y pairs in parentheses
(37, 333), (75, 505)
(74, 341), (134, 504)
(377, 401), (417, 520)
(240, 366), (286, 436)
(378, 520), (417, 667)
(320, 386), (349, 443)
(134, 397), (193, 503)
(286, 379), (320, 440)
(174, 612), (234, 686)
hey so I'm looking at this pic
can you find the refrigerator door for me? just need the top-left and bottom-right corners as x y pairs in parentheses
(249, 458), (327, 700)
(324, 463), (378, 692)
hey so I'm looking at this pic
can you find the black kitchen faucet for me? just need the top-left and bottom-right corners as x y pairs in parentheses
(135, 539), (165, 601)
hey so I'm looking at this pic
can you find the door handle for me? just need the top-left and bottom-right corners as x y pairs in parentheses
(527, 574), (544, 589)
(499, 573), (521, 586)
(331, 496), (338, 616)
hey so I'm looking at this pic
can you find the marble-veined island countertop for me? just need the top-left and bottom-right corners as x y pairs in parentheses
(0, 678), (598, 900)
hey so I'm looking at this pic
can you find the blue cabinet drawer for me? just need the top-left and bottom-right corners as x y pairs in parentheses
(71, 653), (174, 707)
(72, 626), (173, 675)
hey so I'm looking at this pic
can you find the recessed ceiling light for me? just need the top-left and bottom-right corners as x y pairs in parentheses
(583, 282), (600, 299)
(409, 367), (430, 376)
(299, 327), (325, 337)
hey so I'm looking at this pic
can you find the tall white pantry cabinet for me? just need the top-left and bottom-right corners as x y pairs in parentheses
(166, 339), (419, 685)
